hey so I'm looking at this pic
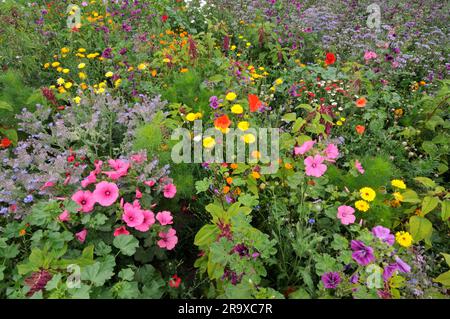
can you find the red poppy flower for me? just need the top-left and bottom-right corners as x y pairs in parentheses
(248, 94), (262, 112)
(161, 15), (168, 23)
(325, 52), (336, 65)
(356, 125), (366, 135)
(214, 114), (232, 130)
(0, 137), (12, 148)
(169, 274), (181, 288)
(355, 97), (367, 108)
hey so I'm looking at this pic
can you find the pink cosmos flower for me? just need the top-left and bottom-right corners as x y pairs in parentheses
(304, 155), (327, 177)
(364, 51), (377, 61)
(337, 205), (356, 225)
(136, 188), (142, 199)
(81, 171), (97, 188)
(58, 210), (70, 222)
(324, 144), (339, 161)
(71, 190), (95, 213)
(114, 226), (130, 237)
(93, 181), (119, 207)
(163, 183), (177, 198)
(135, 210), (155, 232)
(156, 211), (173, 226)
(157, 228), (178, 250)
(76, 229), (88, 243)
(355, 160), (365, 174)
(122, 203), (144, 227)
(294, 140), (316, 155)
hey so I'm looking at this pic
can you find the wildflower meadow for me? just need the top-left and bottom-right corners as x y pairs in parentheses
(0, 0), (448, 303)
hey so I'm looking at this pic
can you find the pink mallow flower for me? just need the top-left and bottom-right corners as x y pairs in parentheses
(163, 183), (177, 198)
(71, 190), (96, 213)
(131, 153), (146, 164)
(337, 205), (356, 225)
(355, 160), (365, 174)
(93, 160), (103, 174)
(93, 181), (119, 207)
(304, 155), (327, 177)
(122, 203), (144, 227)
(76, 229), (88, 243)
(136, 188), (142, 199)
(157, 228), (178, 250)
(156, 211), (173, 226)
(81, 171), (97, 188)
(114, 226), (130, 237)
(294, 140), (315, 155)
(144, 180), (156, 187)
(58, 210), (70, 222)
(324, 144), (339, 161)
(135, 210), (155, 232)
(364, 51), (377, 61)
(103, 159), (130, 180)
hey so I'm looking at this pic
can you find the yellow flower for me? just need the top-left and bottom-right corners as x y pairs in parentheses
(56, 78), (65, 85)
(163, 58), (171, 63)
(78, 48), (86, 53)
(251, 151), (261, 159)
(114, 79), (122, 88)
(355, 200), (370, 212)
(105, 71), (114, 78)
(51, 62), (60, 68)
(43, 63), (50, 68)
(395, 231), (413, 247)
(78, 63), (86, 69)
(87, 53), (97, 59)
(138, 63), (146, 70)
(237, 121), (250, 131)
(186, 113), (197, 122)
(79, 72), (87, 80)
(64, 82), (73, 89)
(393, 192), (404, 202)
(284, 163), (293, 170)
(58, 87), (66, 94)
(203, 137), (216, 149)
(225, 92), (237, 101)
(360, 187), (376, 202)
(246, 42), (251, 47)
(242, 134), (256, 144)
(62, 68), (70, 74)
(274, 78), (283, 85)
(195, 112), (202, 119)
(231, 104), (243, 114)
(73, 96), (81, 104)
(56, 67), (63, 72)
(340, 117), (346, 122)
(180, 68), (189, 73)
(80, 83), (88, 90)
(230, 45), (236, 51)
(336, 120), (343, 126)
(251, 171), (261, 179)
(391, 179), (406, 189)
(61, 47), (70, 54)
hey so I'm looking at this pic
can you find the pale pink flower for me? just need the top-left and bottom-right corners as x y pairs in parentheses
(93, 181), (119, 207)
(337, 205), (356, 225)
(144, 180), (156, 187)
(135, 210), (155, 232)
(156, 211), (173, 226)
(157, 228), (178, 250)
(122, 203), (144, 227)
(81, 171), (97, 188)
(71, 190), (95, 213)
(131, 153), (146, 164)
(294, 140), (315, 155)
(324, 144), (339, 161)
(58, 210), (70, 222)
(355, 160), (365, 174)
(76, 229), (88, 243)
(304, 155), (327, 177)
(364, 51), (377, 61)
(136, 188), (142, 199)
(114, 226), (130, 237)
(163, 183), (177, 198)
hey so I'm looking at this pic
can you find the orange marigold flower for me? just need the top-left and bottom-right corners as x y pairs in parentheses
(356, 97), (367, 108)
(230, 163), (238, 170)
(223, 186), (230, 194)
(226, 177), (233, 185)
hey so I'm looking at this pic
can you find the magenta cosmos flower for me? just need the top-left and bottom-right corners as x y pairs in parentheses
(304, 155), (327, 177)
(163, 183), (177, 198)
(93, 181), (119, 207)
(156, 211), (173, 225)
(337, 205), (356, 225)
(372, 226), (395, 246)
(294, 140), (315, 155)
(351, 240), (375, 266)
(158, 228), (178, 250)
(135, 210), (155, 232)
(71, 190), (95, 213)
(122, 203), (144, 227)
(322, 272), (341, 289)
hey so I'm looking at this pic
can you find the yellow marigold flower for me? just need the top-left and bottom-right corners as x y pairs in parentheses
(231, 104), (243, 114)
(52, 62), (60, 68)
(237, 121), (250, 131)
(340, 117), (346, 122)
(64, 82), (73, 89)
(395, 231), (413, 247)
(99, 82), (107, 89)
(284, 163), (293, 170)
(391, 179), (406, 189)
(186, 113), (197, 122)
(79, 72), (87, 80)
(336, 120), (343, 126)
(56, 78), (65, 85)
(96, 87), (105, 94)
(203, 137), (216, 149)
(78, 48), (86, 53)
(105, 71), (114, 78)
(180, 68), (189, 73)
(78, 63), (86, 69)
(151, 69), (158, 77)
(114, 79), (122, 88)
(56, 67), (63, 72)
(251, 171), (261, 179)
(355, 200), (370, 212)
(230, 163), (238, 169)
(87, 53), (97, 59)
(393, 192), (404, 202)
(274, 78), (283, 85)
(231, 45), (236, 51)
(242, 134), (256, 144)
(61, 47), (70, 54)
(163, 58), (171, 63)
(360, 187), (376, 202)
(246, 42), (251, 47)
(62, 68), (70, 74)
(58, 87), (66, 94)
(225, 92), (237, 101)
(195, 112), (202, 119)
(44, 63), (50, 68)
(80, 83), (88, 90)
(73, 96), (81, 104)
(138, 63), (146, 70)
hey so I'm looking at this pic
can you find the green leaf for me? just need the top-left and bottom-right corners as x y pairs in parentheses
(118, 269), (135, 281)
(0, 100), (13, 111)
(441, 201), (450, 221)
(81, 257), (115, 287)
(401, 190), (421, 204)
(434, 271), (450, 287)
(194, 224), (219, 247)
(113, 235), (139, 256)
(414, 177), (436, 188)
(205, 203), (225, 221)
(409, 216), (433, 243)
(421, 196), (439, 216)
(282, 112), (297, 122)
(441, 253), (450, 267)
(195, 178), (210, 193)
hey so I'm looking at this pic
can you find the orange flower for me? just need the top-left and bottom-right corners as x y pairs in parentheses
(19, 229), (26, 236)
(226, 177), (233, 185)
(356, 125), (366, 135)
(234, 187), (241, 195)
(248, 94), (263, 112)
(230, 163), (238, 170)
(0, 137), (12, 148)
(251, 171), (261, 179)
(223, 186), (230, 194)
(214, 114), (232, 130)
(356, 97), (367, 108)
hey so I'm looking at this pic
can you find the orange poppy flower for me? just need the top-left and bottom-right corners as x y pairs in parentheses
(356, 125), (366, 135)
(248, 94), (262, 112)
(214, 114), (232, 130)
(356, 97), (367, 108)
